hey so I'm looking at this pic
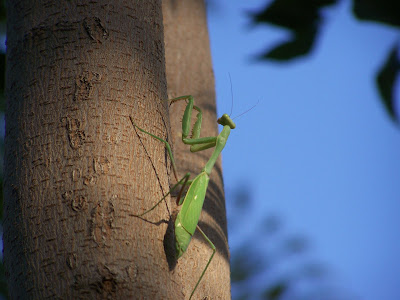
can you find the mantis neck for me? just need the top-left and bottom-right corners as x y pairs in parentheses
(203, 125), (231, 175)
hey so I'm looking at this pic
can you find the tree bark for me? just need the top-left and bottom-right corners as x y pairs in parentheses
(3, 1), (182, 298)
(163, 1), (232, 299)
(4, 0), (230, 299)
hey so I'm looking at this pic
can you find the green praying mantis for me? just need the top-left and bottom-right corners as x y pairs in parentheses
(130, 95), (235, 299)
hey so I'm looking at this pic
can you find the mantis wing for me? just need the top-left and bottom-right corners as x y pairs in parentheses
(178, 172), (209, 236)
(175, 172), (209, 258)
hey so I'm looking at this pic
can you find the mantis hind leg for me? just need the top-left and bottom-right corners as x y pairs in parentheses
(131, 172), (191, 217)
(189, 225), (216, 300)
(130, 116), (178, 181)
(130, 115), (192, 216)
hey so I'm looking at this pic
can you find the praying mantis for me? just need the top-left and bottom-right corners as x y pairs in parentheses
(130, 95), (235, 299)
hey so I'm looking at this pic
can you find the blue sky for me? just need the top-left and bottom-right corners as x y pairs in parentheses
(207, 1), (400, 299)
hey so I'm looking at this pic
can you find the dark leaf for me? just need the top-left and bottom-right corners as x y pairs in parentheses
(353, 0), (400, 27)
(0, 95), (4, 112)
(0, 52), (5, 95)
(0, 176), (3, 219)
(231, 247), (263, 282)
(284, 235), (308, 254)
(301, 262), (327, 278)
(261, 215), (281, 235)
(250, 0), (336, 30)
(258, 27), (317, 61)
(0, 261), (8, 299)
(250, 0), (337, 61)
(262, 281), (288, 299)
(233, 187), (252, 210)
(0, 0), (5, 23)
(376, 43), (400, 121)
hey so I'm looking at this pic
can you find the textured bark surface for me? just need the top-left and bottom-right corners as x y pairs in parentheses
(3, 1), (182, 298)
(163, 1), (232, 299)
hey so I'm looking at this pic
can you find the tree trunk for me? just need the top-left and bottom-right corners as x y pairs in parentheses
(3, 1), (182, 298)
(163, 1), (231, 299)
(4, 0), (230, 299)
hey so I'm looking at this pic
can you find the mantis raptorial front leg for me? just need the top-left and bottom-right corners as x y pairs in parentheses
(130, 95), (235, 300)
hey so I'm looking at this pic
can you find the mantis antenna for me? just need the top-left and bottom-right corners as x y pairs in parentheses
(227, 73), (259, 120)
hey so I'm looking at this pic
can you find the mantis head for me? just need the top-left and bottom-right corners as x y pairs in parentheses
(217, 113), (236, 129)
